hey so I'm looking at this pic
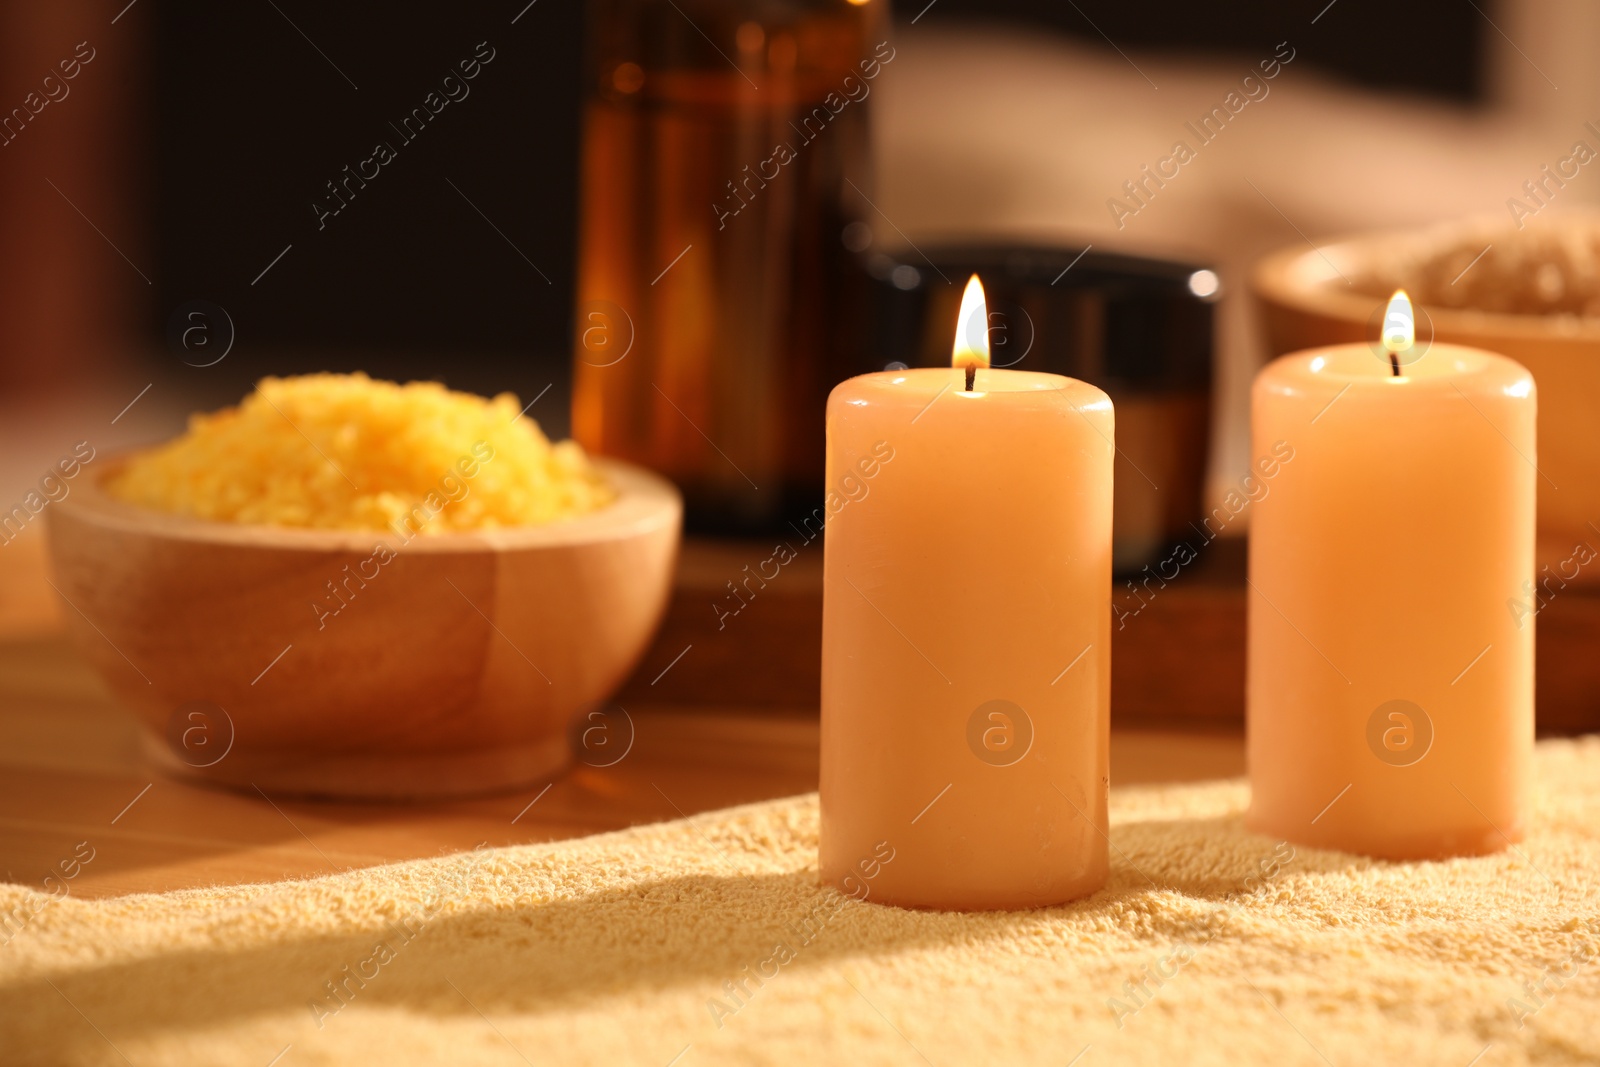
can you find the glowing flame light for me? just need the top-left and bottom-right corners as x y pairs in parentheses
(952, 274), (990, 373)
(1382, 289), (1415, 355)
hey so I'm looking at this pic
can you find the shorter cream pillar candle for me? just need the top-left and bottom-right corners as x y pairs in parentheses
(1248, 292), (1535, 859)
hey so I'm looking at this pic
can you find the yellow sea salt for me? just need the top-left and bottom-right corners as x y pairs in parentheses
(108, 373), (615, 532)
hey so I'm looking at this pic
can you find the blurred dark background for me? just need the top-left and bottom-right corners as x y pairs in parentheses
(0, 0), (1490, 438)
(916, 0), (1483, 100)
(137, 0), (1479, 418)
(148, 0), (585, 419)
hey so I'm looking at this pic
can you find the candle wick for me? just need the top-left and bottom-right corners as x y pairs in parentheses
(964, 364), (976, 391)
(1389, 353), (1401, 377)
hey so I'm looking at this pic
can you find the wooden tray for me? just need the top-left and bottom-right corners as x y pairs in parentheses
(620, 537), (1600, 735)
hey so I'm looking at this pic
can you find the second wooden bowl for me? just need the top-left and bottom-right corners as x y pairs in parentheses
(1255, 231), (1600, 547)
(46, 457), (680, 799)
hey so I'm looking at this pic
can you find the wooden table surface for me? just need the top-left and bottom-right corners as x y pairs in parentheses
(0, 530), (1244, 900)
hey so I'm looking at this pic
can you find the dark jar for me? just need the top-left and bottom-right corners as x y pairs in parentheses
(572, 0), (889, 534)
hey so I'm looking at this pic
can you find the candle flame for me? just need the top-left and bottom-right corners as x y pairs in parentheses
(952, 274), (990, 372)
(1382, 289), (1415, 355)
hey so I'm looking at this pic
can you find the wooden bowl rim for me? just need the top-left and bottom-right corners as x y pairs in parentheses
(56, 454), (682, 553)
(1252, 231), (1600, 343)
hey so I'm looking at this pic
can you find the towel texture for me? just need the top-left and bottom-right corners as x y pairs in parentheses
(3, 739), (1598, 1066)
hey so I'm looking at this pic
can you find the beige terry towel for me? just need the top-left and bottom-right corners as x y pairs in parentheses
(3, 739), (1598, 1066)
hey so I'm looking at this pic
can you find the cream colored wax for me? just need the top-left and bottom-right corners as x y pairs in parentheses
(820, 350), (1114, 909)
(1247, 335), (1535, 859)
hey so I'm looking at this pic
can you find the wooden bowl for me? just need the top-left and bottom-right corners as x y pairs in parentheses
(1255, 234), (1600, 545)
(45, 457), (681, 799)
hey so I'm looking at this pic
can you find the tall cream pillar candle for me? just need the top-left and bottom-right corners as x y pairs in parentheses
(820, 276), (1113, 911)
(1247, 292), (1535, 859)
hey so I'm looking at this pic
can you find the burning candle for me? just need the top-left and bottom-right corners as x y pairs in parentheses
(820, 275), (1114, 910)
(1247, 291), (1536, 859)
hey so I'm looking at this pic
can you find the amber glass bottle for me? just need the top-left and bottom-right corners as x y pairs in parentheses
(572, 0), (888, 533)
